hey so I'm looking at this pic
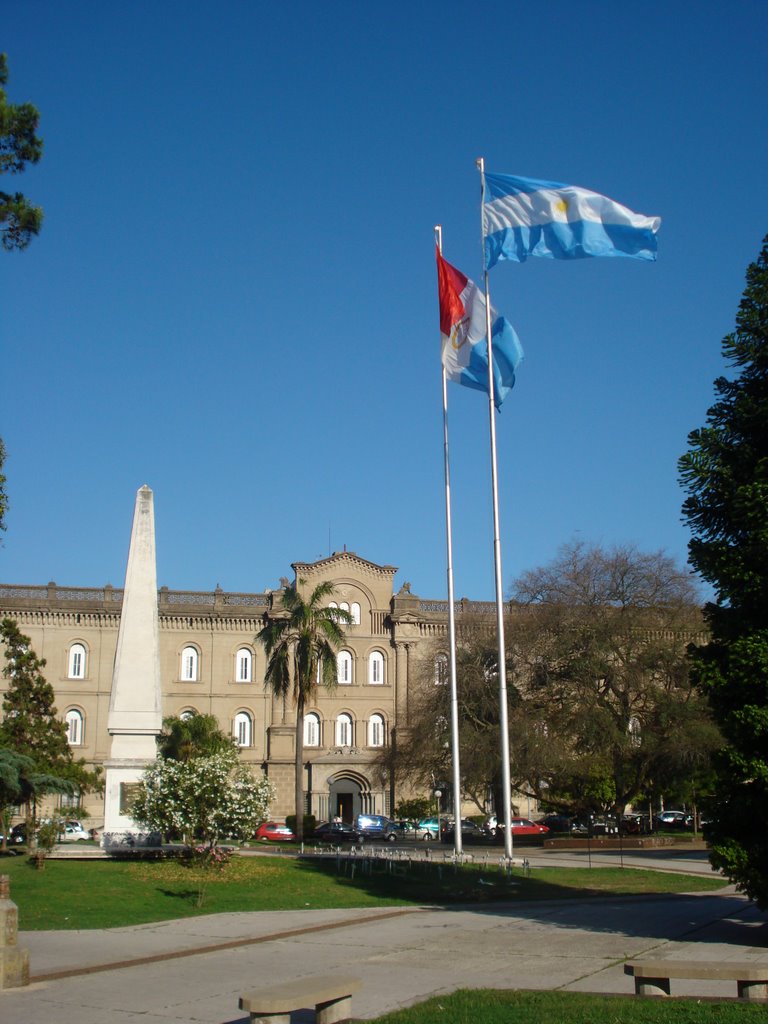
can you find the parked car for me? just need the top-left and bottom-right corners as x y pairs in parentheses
(539, 814), (588, 836)
(492, 818), (550, 841)
(440, 818), (486, 843)
(417, 817), (442, 840)
(510, 817), (549, 835)
(313, 821), (359, 843)
(9, 824), (27, 844)
(621, 814), (649, 835)
(654, 810), (693, 830)
(58, 823), (90, 841)
(390, 819), (419, 838)
(255, 821), (295, 842)
(354, 814), (398, 842)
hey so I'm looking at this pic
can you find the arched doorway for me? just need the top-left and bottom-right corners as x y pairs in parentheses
(327, 771), (371, 823)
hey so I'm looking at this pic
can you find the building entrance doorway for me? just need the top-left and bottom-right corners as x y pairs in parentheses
(328, 778), (362, 822)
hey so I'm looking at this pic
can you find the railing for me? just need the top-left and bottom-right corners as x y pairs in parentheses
(0, 582), (269, 612)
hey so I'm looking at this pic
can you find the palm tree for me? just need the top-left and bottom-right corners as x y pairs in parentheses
(256, 579), (350, 842)
(157, 713), (236, 762)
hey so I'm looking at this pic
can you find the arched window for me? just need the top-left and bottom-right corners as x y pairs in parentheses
(65, 708), (84, 746)
(304, 712), (320, 747)
(434, 653), (449, 685)
(236, 648), (253, 683)
(368, 650), (385, 685)
(336, 713), (353, 747)
(337, 650), (353, 685)
(179, 708), (197, 721)
(340, 601), (350, 619)
(368, 713), (385, 748)
(234, 711), (253, 747)
(351, 602), (361, 625)
(181, 646), (199, 681)
(68, 643), (86, 679)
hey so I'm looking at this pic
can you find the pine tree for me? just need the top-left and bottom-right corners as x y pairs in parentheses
(0, 54), (44, 251)
(0, 618), (71, 769)
(679, 234), (768, 907)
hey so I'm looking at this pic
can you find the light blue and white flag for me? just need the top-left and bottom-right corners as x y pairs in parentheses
(483, 172), (661, 269)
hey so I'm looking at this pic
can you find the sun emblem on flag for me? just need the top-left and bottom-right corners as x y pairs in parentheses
(555, 198), (569, 215)
(450, 315), (470, 350)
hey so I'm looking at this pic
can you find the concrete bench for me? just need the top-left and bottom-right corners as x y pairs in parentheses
(239, 973), (361, 1024)
(624, 959), (768, 1001)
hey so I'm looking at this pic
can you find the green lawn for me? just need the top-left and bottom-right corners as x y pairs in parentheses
(372, 989), (767, 1024)
(0, 851), (725, 930)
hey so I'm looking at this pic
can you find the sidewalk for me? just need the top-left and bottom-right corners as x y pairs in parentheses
(2, 888), (766, 1022)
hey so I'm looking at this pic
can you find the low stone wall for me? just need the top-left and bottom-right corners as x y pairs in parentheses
(544, 835), (687, 850)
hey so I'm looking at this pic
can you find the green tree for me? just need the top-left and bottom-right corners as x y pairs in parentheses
(511, 542), (719, 820)
(1, 53), (43, 251)
(0, 747), (79, 849)
(0, 619), (100, 837)
(386, 543), (719, 823)
(256, 580), (350, 843)
(679, 234), (768, 907)
(157, 712), (237, 762)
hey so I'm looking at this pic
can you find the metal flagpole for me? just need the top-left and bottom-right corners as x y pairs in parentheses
(435, 224), (463, 857)
(475, 158), (514, 862)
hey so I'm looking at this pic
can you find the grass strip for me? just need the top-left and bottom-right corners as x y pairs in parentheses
(372, 989), (768, 1024)
(0, 853), (725, 931)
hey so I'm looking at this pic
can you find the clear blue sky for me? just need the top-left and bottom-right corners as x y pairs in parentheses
(2, 1), (767, 601)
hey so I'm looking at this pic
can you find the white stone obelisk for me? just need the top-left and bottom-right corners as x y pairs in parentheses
(102, 485), (163, 836)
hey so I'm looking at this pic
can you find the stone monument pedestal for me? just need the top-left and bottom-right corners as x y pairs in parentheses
(0, 875), (29, 988)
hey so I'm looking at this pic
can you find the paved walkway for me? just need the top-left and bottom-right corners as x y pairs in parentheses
(2, 883), (767, 1023)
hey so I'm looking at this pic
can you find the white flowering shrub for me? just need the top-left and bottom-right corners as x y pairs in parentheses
(132, 747), (274, 849)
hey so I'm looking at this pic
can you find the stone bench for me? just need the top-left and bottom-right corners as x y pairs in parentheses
(239, 973), (361, 1024)
(624, 959), (768, 1001)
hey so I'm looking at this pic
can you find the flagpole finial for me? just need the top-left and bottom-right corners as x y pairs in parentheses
(476, 157), (485, 172)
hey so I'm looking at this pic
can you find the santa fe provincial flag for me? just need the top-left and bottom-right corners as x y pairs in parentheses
(483, 172), (661, 269)
(436, 247), (523, 408)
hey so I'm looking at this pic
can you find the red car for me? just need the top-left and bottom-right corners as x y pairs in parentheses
(255, 821), (295, 842)
(509, 817), (550, 835)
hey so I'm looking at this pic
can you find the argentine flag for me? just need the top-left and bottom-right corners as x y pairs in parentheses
(436, 247), (523, 409)
(483, 172), (661, 269)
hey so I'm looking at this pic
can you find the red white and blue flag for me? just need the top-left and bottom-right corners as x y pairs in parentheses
(436, 247), (523, 408)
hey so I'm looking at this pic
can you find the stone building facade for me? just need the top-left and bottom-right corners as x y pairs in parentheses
(0, 554), (497, 828)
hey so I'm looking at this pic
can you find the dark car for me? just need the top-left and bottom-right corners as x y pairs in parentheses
(9, 823), (27, 844)
(440, 818), (486, 843)
(354, 814), (398, 842)
(313, 821), (359, 843)
(654, 810), (693, 830)
(621, 814), (649, 835)
(539, 814), (588, 836)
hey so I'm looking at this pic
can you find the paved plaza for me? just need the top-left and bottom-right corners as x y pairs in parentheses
(2, 850), (767, 1023)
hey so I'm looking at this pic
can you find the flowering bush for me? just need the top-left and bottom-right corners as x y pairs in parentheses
(131, 747), (274, 850)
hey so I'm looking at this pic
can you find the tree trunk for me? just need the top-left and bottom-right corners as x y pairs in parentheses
(294, 695), (305, 844)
